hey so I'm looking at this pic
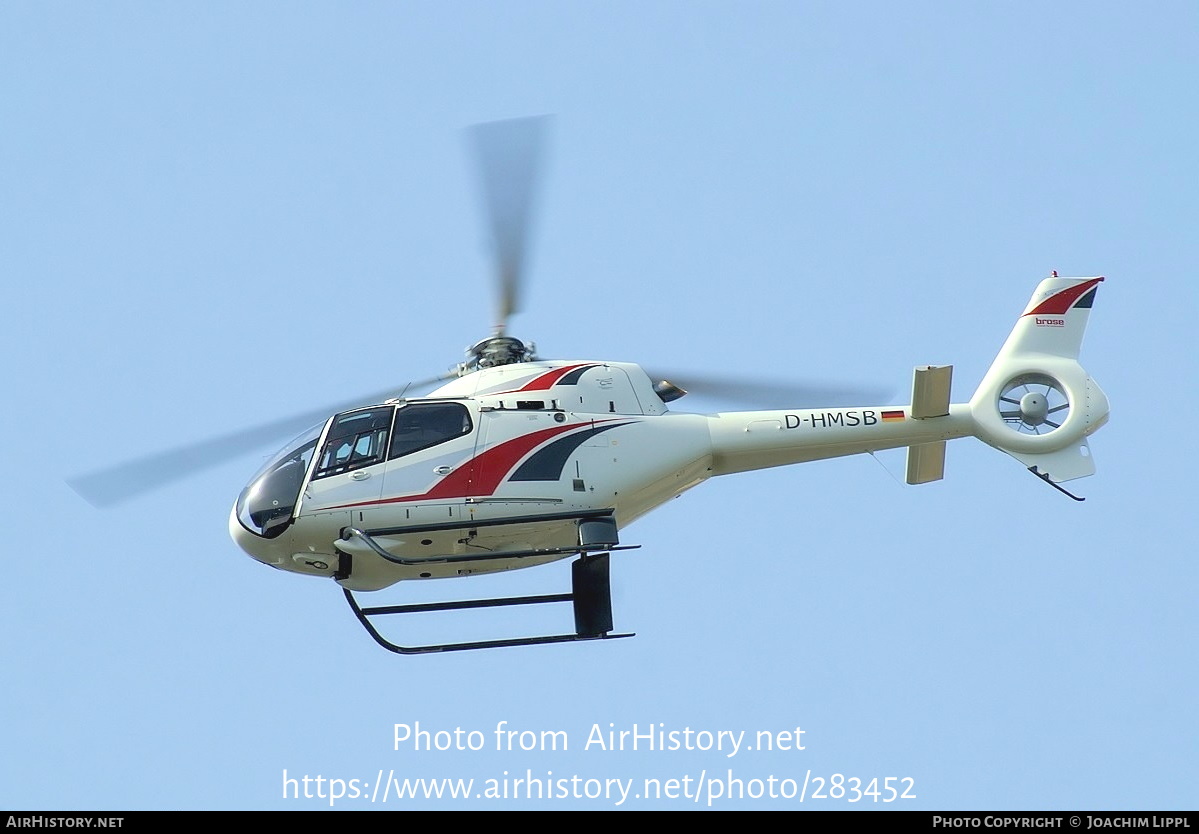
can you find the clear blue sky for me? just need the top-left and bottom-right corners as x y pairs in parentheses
(2, 1), (1195, 810)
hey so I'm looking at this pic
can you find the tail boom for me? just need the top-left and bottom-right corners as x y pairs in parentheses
(706, 404), (975, 477)
(703, 275), (1109, 488)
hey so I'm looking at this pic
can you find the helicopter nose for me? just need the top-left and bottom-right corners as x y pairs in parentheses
(228, 505), (290, 567)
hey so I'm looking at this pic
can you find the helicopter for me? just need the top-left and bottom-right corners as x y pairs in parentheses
(71, 117), (1110, 655)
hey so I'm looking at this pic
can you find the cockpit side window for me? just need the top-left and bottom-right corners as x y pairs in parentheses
(312, 407), (394, 480)
(389, 402), (473, 459)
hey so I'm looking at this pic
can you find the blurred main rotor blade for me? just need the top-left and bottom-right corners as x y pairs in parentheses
(468, 115), (550, 332)
(647, 372), (895, 411)
(68, 376), (451, 508)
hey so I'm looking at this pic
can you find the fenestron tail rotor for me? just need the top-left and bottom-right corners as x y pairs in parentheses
(998, 374), (1071, 436)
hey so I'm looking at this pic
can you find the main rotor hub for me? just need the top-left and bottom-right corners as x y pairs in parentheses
(463, 335), (536, 372)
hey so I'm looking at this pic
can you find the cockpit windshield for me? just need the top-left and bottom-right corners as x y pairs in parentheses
(235, 422), (324, 538)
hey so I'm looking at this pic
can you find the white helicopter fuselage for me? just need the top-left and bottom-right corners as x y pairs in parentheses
(226, 275), (1108, 652)
(63, 107), (1110, 654)
(231, 358), (980, 592)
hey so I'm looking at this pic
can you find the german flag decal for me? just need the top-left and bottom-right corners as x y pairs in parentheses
(881, 410), (906, 422)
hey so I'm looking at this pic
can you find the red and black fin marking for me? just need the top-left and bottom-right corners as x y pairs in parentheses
(1023, 277), (1104, 317)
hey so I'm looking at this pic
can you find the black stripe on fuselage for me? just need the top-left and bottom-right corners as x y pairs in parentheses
(508, 422), (630, 482)
(556, 364), (597, 385)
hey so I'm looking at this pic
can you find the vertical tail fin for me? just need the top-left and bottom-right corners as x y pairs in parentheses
(1003, 276), (1103, 361)
(970, 276), (1110, 483)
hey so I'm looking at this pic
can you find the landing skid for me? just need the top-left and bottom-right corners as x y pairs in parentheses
(343, 553), (635, 655)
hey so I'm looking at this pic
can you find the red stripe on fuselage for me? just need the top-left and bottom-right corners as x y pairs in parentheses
(479, 364), (598, 398)
(324, 419), (621, 510)
(515, 364), (595, 392)
(491, 361), (594, 393)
